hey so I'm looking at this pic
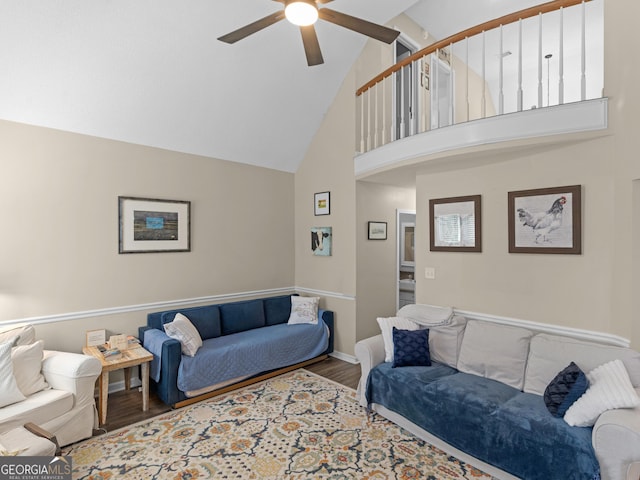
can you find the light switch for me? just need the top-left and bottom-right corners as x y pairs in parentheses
(425, 267), (436, 279)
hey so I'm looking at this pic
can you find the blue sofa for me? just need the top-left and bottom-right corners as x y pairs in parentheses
(139, 294), (334, 407)
(356, 317), (640, 480)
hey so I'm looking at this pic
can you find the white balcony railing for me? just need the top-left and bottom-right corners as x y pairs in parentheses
(355, 0), (603, 155)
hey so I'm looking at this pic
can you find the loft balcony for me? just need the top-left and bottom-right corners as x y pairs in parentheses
(354, 0), (607, 181)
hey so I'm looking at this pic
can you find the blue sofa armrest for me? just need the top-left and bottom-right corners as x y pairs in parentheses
(320, 309), (334, 355)
(138, 325), (185, 406)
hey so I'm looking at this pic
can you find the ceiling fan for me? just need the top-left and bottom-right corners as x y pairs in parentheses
(217, 0), (401, 66)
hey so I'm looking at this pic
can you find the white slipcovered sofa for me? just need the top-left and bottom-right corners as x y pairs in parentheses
(0, 324), (102, 448)
(356, 307), (640, 480)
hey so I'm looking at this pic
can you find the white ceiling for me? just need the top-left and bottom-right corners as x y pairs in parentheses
(1, 1), (596, 173)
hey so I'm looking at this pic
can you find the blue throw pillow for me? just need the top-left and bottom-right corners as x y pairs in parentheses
(543, 361), (590, 417)
(392, 327), (431, 368)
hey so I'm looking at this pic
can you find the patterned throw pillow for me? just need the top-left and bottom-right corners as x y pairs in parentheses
(164, 313), (203, 357)
(543, 362), (589, 417)
(287, 296), (319, 325)
(392, 327), (431, 368)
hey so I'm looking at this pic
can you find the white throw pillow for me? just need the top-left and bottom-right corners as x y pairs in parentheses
(287, 296), (319, 325)
(457, 320), (534, 390)
(0, 341), (26, 408)
(376, 316), (421, 363)
(11, 340), (49, 396)
(164, 313), (203, 357)
(564, 359), (640, 427)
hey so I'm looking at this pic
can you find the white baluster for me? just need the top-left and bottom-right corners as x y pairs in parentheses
(481, 34), (486, 118)
(538, 13), (543, 108)
(517, 19), (523, 112)
(559, 7), (564, 105)
(434, 50), (440, 128)
(581, 0), (586, 100)
(382, 77), (386, 145)
(449, 44), (454, 125)
(466, 37), (470, 121)
(374, 82), (379, 148)
(390, 72), (395, 142)
(499, 25), (504, 115)
(359, 92), (364, 153)
(400, 66), (406, 138)
(366, 89), (371, 151)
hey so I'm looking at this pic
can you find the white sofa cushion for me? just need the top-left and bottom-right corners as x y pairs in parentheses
(11, 340), (49, 396)
(564, 360), (640, 427)
(0, 341), (25, 408)
(428, 315), (467, 368)
(457, 320), (534, 390)
(523, 333), (640, 395)
(0, 389), (73, 434)
(0, 324), (35, 347)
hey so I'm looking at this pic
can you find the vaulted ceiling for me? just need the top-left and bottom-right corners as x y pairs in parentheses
(0, 1), (556, 173)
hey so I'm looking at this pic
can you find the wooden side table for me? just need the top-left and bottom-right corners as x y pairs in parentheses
(82, 344), (153, 425)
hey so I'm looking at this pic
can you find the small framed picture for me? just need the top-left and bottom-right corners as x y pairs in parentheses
(508, 185), (581, 254)
(314, 191), (330, 216)
(368, 221), (387, 240)
(311, 227), (332, 256)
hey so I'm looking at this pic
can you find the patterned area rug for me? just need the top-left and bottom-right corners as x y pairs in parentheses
(64, 369), (494, 479)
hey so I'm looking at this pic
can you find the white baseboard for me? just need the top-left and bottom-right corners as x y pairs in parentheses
(107, 377), (142, 395)
(330, 350), (359, 364)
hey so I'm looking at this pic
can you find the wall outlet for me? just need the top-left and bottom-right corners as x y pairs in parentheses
(425, 267), (436, 279)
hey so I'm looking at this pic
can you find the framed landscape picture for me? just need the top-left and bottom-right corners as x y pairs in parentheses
(368, 221), (387, 240)
(508, 185), (581, 254)
(119, 196), (191, 253)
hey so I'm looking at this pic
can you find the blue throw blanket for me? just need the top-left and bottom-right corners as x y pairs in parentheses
(143, 328), (173, 382)
(177, 320), (329, 393)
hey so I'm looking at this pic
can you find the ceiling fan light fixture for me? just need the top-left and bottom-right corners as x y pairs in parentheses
(285, 1), (318, 27)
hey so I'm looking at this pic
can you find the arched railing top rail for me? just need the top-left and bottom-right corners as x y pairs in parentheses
(356, 0), (590, 97)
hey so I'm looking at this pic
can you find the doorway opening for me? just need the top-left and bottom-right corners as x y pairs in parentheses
(397, 209), (416, 310)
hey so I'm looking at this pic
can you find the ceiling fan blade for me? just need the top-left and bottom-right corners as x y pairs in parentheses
(316, 0), (335, 3)
(300, 25), (324, 66)
(218, 11), (286, 44)
(318, 8), (400, 44)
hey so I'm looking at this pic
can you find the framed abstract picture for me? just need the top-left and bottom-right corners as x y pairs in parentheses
(119, 196), (191, 253)
(508, 185), (581, 254)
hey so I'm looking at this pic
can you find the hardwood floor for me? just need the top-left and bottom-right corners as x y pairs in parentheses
(98, 356), (361, 433)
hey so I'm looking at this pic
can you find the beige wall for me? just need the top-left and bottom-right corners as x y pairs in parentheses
(0, 120), (294, 351)
(294, 66), (358, 356)
(409, 0), (640, 348)
(356, 182), (415, 342)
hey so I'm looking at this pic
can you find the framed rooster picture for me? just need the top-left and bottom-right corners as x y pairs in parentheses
(508, 185), (581, 254)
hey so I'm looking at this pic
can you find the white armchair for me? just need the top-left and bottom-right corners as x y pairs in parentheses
(0, 324), (102, 447)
